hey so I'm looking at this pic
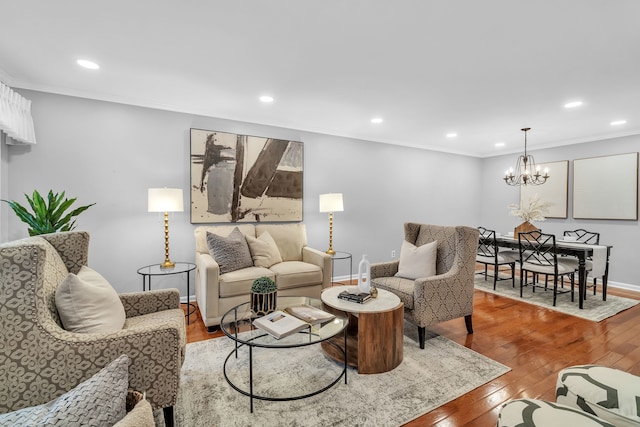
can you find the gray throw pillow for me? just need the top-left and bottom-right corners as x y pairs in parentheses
(206, 227), (254, 274)
(0, 354), (130, 426)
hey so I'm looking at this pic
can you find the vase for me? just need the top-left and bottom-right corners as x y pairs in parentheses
(357, 254), (371, 294)
(251, 290), (277, 316)
(514, 221), (538, 239)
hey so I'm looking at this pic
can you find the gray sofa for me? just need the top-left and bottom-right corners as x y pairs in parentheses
(194, 223), (331, 328)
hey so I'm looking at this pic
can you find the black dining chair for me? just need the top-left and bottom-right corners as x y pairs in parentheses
(518, 230), (576, 306)
(564, 229), (601, 298)
(476, 227), (519, 289)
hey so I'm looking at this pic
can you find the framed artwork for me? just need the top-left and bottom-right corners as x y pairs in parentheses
(190, 129), (303, 223)
(520, 160), (569, 218)
(573, 152), (638, 220)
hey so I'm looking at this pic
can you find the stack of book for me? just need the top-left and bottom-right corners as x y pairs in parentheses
(252, 311), (309, 339)
(337, 290), (371, 304)
(253, 305), (335, 339)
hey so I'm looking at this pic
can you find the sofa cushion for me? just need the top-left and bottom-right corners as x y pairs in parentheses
(0, 354), (130, 426)
(371, 276), (415, 309)
(194, 224), (256, 254)
(55, 266), (126, 333)
(206, 227), (254, 274)
(219, 267), (275, 298)
(498, 398), (616, 427)
(270, 261), (323, 290)
(246, 231), (283, 268)
(556, 365), (640, 427)
(395, 239), (437, 280)
(256, 223), (307, 261)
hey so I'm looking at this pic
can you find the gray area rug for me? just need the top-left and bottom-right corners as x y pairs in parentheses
(474, 274), (639, 322)
(155, 328), (509, 426)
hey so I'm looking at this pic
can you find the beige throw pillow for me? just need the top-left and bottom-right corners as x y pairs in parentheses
(246, 231), (283, 268)
(55, 266), (126, 333)
(395, 239), (438, 280)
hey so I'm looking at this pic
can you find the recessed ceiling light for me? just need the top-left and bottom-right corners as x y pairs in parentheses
(446, 133), (457, 138)
(564, 101), (583, 109)
(495, 142), (505, 147)
(76, 59), (99, 70)
(370, 117), (383, 124)
(610, 120), (627, 126)
(259, 95), (274, 103)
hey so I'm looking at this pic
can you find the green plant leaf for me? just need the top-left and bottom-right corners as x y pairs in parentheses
(2, 190), (95, 236)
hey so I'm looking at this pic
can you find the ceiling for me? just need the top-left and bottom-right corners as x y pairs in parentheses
(1, 0), (639, 157)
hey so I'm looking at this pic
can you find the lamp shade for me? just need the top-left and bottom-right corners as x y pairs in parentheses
(319, 193), (344, 213)
(148, 188), (184, 212)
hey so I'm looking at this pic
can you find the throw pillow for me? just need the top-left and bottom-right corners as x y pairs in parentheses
(246, 231), (283, 268)
(55, 266), (126, 333)
(0, 354), (130, 426)
(206, 227), (254, 274)
(395, 239), (438, 280)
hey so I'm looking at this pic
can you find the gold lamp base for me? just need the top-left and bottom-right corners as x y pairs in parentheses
(326, 211), (336, 255)
(160, 260), (175, 269)
(160, 211), (175, 269)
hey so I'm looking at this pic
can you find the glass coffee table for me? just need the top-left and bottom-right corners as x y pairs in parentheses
(220, 296), (348, 412)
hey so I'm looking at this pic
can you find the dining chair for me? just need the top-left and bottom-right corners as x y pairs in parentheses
(518, 230), (576, 306)
(563, 229), (601, 297)
(476, 227), (519, 289)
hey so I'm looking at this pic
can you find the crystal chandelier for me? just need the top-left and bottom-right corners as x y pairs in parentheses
(503, 128), (549, 186)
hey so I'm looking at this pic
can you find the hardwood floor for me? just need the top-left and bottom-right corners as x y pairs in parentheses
(181, 283), (640, 426)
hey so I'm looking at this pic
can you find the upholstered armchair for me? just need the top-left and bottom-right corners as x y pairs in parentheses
(370, 223), (480, 349)
(0, 231), (186, 426)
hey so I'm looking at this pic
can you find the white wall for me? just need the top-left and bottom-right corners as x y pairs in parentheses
(480, 134), (640, 288)
(2, 90), (482, 295)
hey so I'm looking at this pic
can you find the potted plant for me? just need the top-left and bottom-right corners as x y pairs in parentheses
(251, 276), (277, 315)
(1, 190), (95, 236)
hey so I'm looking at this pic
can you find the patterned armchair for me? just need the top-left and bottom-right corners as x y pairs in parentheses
(0, 231), (186, 426)
(370, 223), (479, 349)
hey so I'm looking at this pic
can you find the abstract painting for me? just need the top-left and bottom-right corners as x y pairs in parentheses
(190, 129), (303, 223)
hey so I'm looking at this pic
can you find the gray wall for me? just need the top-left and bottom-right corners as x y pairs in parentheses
(479, 134), (640, 288)
(2, 90), (482, 295)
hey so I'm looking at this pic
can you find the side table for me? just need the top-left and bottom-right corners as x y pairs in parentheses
(320, 285), (404, 374)
(137, 262), (196, 324)
(330, 251), (353, 285)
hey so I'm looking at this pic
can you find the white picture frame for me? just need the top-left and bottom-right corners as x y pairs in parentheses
(572, 152), (638, 220)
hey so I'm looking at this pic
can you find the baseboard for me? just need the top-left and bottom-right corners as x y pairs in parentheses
(180, 295), (196, 304)
(608, 280), (640, 292)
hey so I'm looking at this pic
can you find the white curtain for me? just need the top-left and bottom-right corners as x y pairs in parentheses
(0, 82), (37, 145)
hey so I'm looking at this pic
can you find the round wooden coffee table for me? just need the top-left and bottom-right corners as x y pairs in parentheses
(320, 285), (404, 374)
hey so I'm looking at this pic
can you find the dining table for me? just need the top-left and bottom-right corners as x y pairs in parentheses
(494, 235), (612, 309)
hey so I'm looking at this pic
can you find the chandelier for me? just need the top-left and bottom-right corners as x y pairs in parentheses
(503, 128), (549, 186)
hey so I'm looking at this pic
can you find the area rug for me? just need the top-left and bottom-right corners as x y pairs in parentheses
(474, 274), (639, 322)
(154, 328), (510, 426)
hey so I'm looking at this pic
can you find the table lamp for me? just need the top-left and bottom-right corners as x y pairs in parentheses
(148, 188), (184, 269)
(319, 193), (343, 255)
